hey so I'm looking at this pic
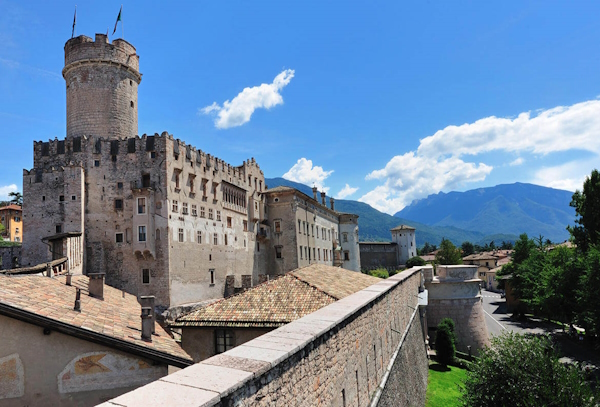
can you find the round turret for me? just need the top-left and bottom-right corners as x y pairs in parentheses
(63, 34), (141, 139)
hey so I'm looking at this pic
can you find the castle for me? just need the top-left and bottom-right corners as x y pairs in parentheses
(21, 34), (361, 310)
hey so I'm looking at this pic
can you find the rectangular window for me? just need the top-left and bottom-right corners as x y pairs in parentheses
(298, 220), (302, 233)
(318, 248), (321, 260)
(216, 210), (221, 221)
(137, 197), (146, 214)
(115, 199), (123, 210)
(200, 206), (206, 218)
(312, 225), (314, 237)
(116, 233), (124, 243)
(227, 217), (232, 228)
(175, 172), (180, 189)
(305, 247), (308, 259)
(172, 200), (178, 213)
(308, 247), (311, 261)
(343, 233), (348, 242)
(213, 233), (218, 245)
(215, 329), (234, 354)
(197, 231), (202, 244)
(209, 269), (215, 285)
(192, 204), (197, 216)
(276, 246), (282, 259)
(142, 174), (151, 188)
(224, 234), (228, 245)
(56, 225), (62, 234)
(316, 227), (319, 238)
(178, 228), (184, 242)
(303, 221), (306, 235)
(182, 202), (189, 215)
(142, 269), (150, 284)
(299, 246), (303, 259)
(313, 248), (316, 261)
(94, 160), (100, 167)
(189, 177), (195, 193)
(59, 195), (65, 202)
(243, 220), (248, 231)
(208, 208), (214, 220)
(138, 226), (147, 242)
(344, 251), (350, 261)
(274, 220), (281, 233)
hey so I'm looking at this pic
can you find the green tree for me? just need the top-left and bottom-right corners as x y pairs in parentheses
(8, 191), (22, 206)
(461, 241), (474, 256)
(435, 238), (462, 265)
(435, 319), (456, 367)
(569, 169), (600, 251)
(578, 246), (600, 336)
(406, 256), (426, 268)
(461, 332), (595, 407)
(0, 223), (4, 242)
(419, 242), (435, 255)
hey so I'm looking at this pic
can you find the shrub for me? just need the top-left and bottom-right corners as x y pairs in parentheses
(406, 256), (426, 268)
(436, 320), (456, 367)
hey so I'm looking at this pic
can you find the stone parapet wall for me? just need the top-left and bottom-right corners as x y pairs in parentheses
(101, 267), (428, 407)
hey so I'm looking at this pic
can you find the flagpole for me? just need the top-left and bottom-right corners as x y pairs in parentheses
(121, 5), (124, 40)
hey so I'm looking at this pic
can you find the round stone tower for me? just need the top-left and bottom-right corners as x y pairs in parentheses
(62, 33), (141, 139)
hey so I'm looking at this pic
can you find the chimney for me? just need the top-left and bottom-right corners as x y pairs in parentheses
(46, 263), (53, 278)
(66, 273), (72, 286)
(312, 186), (318, 200)
(321, 192), (326, 206)
(140, 296), (156, 334)
(74, 288), (81, 311)
(330, 197), (335, 211)
(141, 307), (153, 342)
(88, 273), (105, 300)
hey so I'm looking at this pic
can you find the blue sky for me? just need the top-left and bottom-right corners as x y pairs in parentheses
(2, 1), (600, 214)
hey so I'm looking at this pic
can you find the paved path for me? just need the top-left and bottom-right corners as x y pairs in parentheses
(480, 289), (600, 370)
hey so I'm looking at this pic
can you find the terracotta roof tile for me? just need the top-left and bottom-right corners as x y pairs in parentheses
(173, 265), (380, 328)
(0, 275), (191, 363)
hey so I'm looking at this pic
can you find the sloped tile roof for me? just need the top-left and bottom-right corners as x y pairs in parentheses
(0, 275), (192, 364)
(172, 264), (380, 328)
(0, 205), (21, 212)
(390, 224), (415, 231)
(290, 264), (381, 300)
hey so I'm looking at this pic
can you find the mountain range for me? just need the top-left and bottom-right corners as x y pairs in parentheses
(265, 178), (576, 247)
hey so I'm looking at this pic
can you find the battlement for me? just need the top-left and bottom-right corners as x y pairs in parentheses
(64, 34), (139, 76)
(32, 133), (264, 180)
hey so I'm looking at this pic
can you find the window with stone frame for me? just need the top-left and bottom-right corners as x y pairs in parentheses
(115, 199), (123, 211)
(137, 197), (146, 214)
(200, 206), (205, 218)
(274, 220), (281, 233)
(298, 220), (302, 233)
(197, 231), (202, 244)
(227, 217), (232, 228)
(115, 233), (124, 243)
(178, 228), (184, 242)
(344, 251), (350, 261)
(343, 233), (348, 242)
(216, 210), (221, 221)
(213, 233), (218, 245)
(174, 172), (180, 189)
(209, 269), (215, 285)
(138, 226), (147, 242)
(182, 202), (189, 215)
(208, 208), (214, 220)
(243, 220), (248, 231)
(191, 204), (197, 216)
(275, 246), (283, 259)
(299, 246), (303, 259)
(172, 200), (178, 213)
(215, 329), (234, 354)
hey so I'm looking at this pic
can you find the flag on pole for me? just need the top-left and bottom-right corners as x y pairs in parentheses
(71, 6), (77, 38)
(112, 5), (122, 35)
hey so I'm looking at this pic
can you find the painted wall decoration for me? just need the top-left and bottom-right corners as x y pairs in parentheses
(0, 353), (25, 400)
(58, 351), (164, 394)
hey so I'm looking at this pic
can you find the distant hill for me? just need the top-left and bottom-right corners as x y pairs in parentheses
(265, 178), (518, 246)
(394, 182), (575, 243)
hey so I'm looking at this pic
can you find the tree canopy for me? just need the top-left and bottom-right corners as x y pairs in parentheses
(8, 191), (22, 206)
(569, 169), (600, 251)
(461, 332), (595, 407)
(435, 238), (462, 265)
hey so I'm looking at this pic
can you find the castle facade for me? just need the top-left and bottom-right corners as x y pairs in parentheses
(21, 34), (360, 309)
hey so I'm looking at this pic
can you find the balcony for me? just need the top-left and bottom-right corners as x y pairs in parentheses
(131, 180), (156, 191)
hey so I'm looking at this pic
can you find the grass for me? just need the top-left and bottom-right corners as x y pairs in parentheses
(426, 362), (467, 407)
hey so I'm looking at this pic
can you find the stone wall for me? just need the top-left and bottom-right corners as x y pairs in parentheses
(0, 246), (21, 270)
(359, 243), (399, 270)
(102, 267), (428, 407)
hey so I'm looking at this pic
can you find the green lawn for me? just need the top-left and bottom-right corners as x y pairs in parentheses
(426, 363), (467, 407)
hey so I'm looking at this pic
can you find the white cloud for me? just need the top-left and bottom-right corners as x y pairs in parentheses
(360, 100), (600, 214)
(532, 159), (596, 192)
(201, 69), (295, 129)
(509, 157), (525, 166)
(0, 184), (17, 201)
(282, 158), (333, 193)
(335, 184), (359, 199)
